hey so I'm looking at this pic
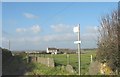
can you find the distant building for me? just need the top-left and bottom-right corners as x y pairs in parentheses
(59, 48), (69, 54)
(25, 51), (40, 54)
(46, 48), (59, 54)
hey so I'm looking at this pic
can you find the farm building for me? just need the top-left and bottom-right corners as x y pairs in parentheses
(46, 47), (59, 54)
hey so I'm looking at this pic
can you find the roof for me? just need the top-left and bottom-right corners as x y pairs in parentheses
(47, 48), (59, 50)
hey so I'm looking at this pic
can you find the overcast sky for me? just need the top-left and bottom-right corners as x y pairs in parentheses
(2, 2), (117, 50)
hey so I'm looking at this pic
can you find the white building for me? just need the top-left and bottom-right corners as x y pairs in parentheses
(46, 48), (59, 54)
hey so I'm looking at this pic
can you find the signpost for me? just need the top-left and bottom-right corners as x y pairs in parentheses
(74, 41), (81, 44)
(73, 24), (81, 75)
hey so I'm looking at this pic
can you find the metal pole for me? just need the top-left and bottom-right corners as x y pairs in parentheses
(78, 24), (81, 75)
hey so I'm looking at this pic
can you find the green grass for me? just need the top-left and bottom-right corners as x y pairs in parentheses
(10, 49), (96, 75)
(25, 62), (71, 75)
(2, 48), (97, 75)
(33, 49), (97, 75)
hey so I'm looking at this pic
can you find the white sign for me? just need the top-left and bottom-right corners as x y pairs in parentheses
(74, 41), (81, 44)
(73, 26), (79, 33)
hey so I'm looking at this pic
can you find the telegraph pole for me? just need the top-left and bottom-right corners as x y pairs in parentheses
(9, 40), (10, 50)
(73, 24), (81, 75)
(77, 24), (81, 75)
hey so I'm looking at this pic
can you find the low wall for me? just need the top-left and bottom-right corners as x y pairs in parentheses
(37, 57), (54, 67)
(28, 56), (54, 67)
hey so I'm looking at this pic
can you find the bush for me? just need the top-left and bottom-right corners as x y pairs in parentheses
(96, 10), (120, 74)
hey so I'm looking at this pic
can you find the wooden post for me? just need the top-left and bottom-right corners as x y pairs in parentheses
(91, 55), (93, 63)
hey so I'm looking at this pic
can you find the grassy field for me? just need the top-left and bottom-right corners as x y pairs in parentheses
(31, 49), (97, 75)
(25, 62), (71, 75)
(3, 49), (96, 75)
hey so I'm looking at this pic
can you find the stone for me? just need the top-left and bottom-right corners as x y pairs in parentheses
(66, 65), (74, 74)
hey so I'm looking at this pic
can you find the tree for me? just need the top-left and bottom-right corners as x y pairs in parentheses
(96, 10), (120, 74)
